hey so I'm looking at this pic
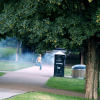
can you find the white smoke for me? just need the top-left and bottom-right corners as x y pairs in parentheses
(0, 47), (66, 67)
(42, 53), (54, 65)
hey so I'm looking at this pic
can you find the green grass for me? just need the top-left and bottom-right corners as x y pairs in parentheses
(0, 72), (6, 76)
(3, 91), (93, 100)
(0, 47), (21, 59)
(0, 61), (34, 71)
(64, 67), (72, 76)
(45, 77), (100, 96)
(45, 77), (85, 93)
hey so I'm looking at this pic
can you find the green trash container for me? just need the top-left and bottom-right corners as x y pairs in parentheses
(54, 51), (66, 77)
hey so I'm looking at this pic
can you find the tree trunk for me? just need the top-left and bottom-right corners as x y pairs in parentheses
(85, 36), (99, 100)
(84, 47), (88, 91)
(15, 40), (20, 62)
(94, 44), (100, 100)
(80, 49), (84, 65)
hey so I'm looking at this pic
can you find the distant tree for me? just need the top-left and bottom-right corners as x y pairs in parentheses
(0, 36), (17, 48)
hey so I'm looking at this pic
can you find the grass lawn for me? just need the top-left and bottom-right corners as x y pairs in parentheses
(0, 61), (34, 71)
(0, 72), (5, 76)
(0, 47), (21, 58)
(4, 91), (93, 100)
(45, 77), (85, 93)
(64, 67), (72, 76)
(45, 77), (100, 96)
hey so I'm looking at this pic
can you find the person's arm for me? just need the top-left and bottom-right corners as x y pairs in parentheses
(36, 57), (38, 63)
(41, 58), (42, 63)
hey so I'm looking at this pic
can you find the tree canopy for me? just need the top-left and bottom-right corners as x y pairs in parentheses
(1, 0), (100, 52)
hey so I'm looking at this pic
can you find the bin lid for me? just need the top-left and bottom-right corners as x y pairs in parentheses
(72, 64), (86, 69)
(52, 48), (66, 53)
(54, 51), (66, 55)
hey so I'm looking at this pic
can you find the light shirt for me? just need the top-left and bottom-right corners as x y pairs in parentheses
(37, 57), (41, 62)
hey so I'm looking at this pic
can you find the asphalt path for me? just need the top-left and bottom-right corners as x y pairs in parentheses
(0, 65), (54, 99)
(0, 65), (86, 100)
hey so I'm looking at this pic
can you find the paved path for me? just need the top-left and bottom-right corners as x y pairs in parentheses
(0, 65), (86, 100)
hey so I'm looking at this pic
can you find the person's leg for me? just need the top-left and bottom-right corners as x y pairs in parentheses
(39, 63), (42, 70)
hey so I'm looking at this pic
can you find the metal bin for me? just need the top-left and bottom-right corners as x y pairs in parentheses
(72, 64), (86, 78)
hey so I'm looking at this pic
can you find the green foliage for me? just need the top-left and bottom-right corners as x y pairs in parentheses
(0, 72), (5, 76)
(0, 0), (100, 53)
(0, 37), (18, 48)
(88, 0), (93, 3)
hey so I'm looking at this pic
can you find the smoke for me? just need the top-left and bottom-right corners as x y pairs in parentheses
(18, 53), (37, 63)
(42, 53), (54, 65)
(0, 47), (65, 66)
(0, 50), (55, 66)
(19, 52), (55, 66)
(0, 50), (36, 63)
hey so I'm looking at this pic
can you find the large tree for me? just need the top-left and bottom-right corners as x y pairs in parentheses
(28, 1), (100, 99)
(1, 0), (100, 99)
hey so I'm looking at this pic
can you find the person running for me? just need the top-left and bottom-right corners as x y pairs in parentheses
(36, 54), (42, 70)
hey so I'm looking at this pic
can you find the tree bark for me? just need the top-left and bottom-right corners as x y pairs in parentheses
(15, 40), (20, 62)
(85, 36), (99, 100)
(84, 46), (88, 91)
(93, 44), (100, 100)
(80, 49), (84, 65)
